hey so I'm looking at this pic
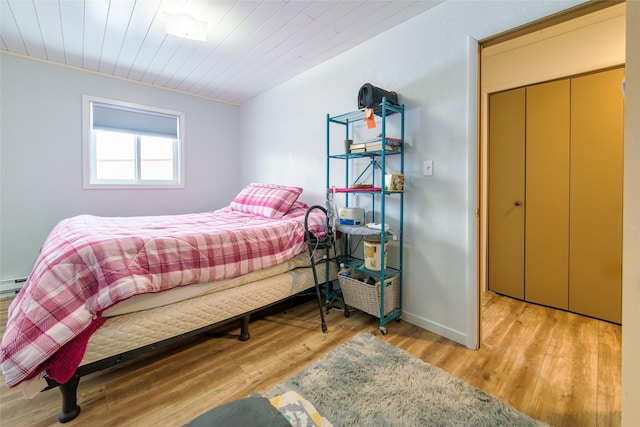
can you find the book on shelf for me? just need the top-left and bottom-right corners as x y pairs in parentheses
(363, 136), (401, 146)
(365, 143), (401, 152)
(349, 142), (367, 153)
(348, 137), (402, 153)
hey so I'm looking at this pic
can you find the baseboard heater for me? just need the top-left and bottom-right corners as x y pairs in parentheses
(0, 277), (26, 298)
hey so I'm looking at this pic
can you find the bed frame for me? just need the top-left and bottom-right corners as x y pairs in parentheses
(42, 252), (337, 423)
(45, 310), (254, 423)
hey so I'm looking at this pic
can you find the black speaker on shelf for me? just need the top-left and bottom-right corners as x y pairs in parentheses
(357, 83), (398, 115)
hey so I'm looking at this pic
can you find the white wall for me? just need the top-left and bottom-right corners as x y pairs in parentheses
(482, 4), (626, 93)
(0, 54), (241, 282)
(240, 0), (585, 348)
(622, 2), (640, 425)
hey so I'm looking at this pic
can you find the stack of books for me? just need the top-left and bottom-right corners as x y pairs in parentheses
(349, 136), (402, 153)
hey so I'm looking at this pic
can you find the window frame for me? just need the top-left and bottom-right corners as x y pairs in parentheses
(82, 95), (186, 189)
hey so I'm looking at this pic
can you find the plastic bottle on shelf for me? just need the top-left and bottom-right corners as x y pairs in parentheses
(339, 263), (350, 277)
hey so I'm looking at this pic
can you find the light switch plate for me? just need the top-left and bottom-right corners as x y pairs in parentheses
(423, 160), (433, 176)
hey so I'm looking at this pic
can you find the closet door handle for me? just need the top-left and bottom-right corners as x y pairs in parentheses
(514, 201), (521, 207)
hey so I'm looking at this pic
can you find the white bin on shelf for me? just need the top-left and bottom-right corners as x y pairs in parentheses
(363, 234), (388, 271)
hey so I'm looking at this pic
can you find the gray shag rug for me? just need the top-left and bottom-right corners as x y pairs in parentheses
(266, 332), (549, 427)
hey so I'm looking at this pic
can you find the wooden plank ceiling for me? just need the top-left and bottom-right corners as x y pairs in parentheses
(0, 0), (441, 105)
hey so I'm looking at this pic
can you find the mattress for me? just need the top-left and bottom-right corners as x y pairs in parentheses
(82, 257), (336, 364)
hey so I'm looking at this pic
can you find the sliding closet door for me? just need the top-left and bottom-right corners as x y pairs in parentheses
(525, 80), (570, 309)
(488, 88), (525, 299)
(569, 67), (624, 323)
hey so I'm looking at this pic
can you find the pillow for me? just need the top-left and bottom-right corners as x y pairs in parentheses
(269, 391), (333, 427)
(285, 200), (310, 216)
(230, 183), (303, 219)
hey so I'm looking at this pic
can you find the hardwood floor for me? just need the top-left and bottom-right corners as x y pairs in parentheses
(0, 291), (621, 426)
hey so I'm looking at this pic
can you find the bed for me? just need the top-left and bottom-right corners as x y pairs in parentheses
(0, 183), (337, 423)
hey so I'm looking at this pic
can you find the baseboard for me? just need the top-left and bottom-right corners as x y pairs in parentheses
(400, 310), (469, 348)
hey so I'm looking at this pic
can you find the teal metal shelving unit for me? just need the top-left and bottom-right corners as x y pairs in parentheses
(326, 98), (404, 334)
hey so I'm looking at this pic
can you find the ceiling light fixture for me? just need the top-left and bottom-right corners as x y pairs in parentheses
(165, 12), (208, 42)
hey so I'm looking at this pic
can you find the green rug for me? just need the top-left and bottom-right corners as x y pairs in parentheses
(266, 332), (549, 427)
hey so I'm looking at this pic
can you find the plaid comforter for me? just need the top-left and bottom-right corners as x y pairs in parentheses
(1, 203), (326, 388)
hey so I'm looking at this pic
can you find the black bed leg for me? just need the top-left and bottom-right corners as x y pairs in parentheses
(239, 314), (250, 341)
(57, 373), (81, 423)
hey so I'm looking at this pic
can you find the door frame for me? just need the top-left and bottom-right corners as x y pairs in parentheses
(475, 0), (624, 348)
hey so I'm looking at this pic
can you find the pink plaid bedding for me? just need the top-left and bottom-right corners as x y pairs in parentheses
(1, 203), (327, 388)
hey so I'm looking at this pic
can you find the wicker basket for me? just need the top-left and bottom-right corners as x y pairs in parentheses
(338, 271), (399, 318)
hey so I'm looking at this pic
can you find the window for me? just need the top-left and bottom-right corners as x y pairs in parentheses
(83, 96), (185, 188)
